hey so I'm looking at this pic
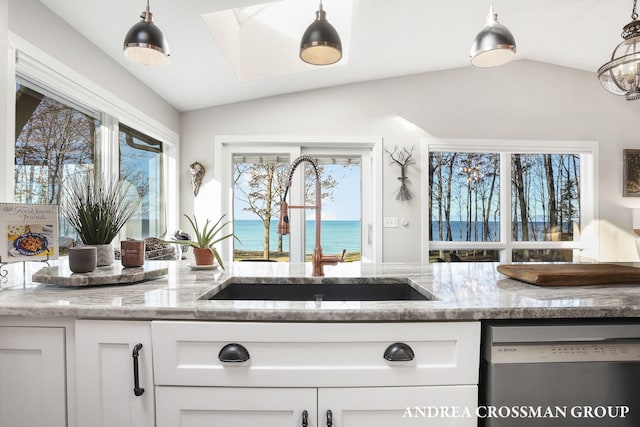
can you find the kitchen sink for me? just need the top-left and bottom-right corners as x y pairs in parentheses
(200, 277), (435, 301)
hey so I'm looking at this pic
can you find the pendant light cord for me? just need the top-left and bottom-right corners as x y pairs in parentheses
(633, 0), (638, 20)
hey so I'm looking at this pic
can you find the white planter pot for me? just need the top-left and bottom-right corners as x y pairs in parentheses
(88, 244), (114, 267)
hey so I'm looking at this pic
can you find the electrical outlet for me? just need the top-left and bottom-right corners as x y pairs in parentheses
(384, 217), (399, 228)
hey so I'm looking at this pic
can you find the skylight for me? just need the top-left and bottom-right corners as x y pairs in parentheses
(202, 0), (352, 81)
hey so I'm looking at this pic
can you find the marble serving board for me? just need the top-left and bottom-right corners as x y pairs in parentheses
(31, 262), (169, 287)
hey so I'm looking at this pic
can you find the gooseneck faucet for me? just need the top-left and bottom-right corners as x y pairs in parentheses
(278, 155), (345, 276)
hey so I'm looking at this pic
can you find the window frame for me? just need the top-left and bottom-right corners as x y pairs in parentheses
(214, 135), (383, 263)
(421, 138), (599, 263)
(5, 36), (179, 238)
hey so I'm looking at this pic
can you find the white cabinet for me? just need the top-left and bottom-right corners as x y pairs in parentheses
(152, 321), (480, 427)
(157, 385), (476, 427)
(0, 326), (66, 427)
(75, 320), (154, 427)
(156, 387), (317, 427)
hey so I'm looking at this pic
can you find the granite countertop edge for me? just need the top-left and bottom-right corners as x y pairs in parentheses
(2, 260), (640, 322)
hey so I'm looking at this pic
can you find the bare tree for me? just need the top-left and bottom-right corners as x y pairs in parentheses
(233, 160), (338, 260)
(15, 94), (95, 206)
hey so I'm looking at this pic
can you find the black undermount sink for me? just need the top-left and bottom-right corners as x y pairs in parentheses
(201, 277), (435, 302)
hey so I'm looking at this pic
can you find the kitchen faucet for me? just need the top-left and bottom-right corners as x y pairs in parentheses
(278, 155), (345, 276)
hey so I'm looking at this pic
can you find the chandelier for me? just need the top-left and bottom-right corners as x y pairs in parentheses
(597, 0), (640, 100)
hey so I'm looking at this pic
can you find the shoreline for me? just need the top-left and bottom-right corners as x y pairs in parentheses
(234, 249), (361, 262)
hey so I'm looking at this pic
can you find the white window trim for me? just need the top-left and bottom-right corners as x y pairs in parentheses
(214, 135), (383, 263)
(421, 137), (599, 263)
(6, 33), (180, 236)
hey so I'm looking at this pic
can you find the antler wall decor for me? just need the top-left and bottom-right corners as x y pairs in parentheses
(385, 146), (415, 201)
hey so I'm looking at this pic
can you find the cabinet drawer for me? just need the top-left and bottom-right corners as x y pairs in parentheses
(152, 321), (480, 387)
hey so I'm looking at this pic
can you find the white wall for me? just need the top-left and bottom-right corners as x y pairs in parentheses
(7, 0), (179, 133)
(181, 60), (640, 262)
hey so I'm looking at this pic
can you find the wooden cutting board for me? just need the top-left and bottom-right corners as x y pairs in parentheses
(496, 263), (640, 286)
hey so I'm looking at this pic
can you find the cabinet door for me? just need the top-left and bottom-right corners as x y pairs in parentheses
(75, 320), (153, 427)
(318, 385), (478, 427)
(156, 386), (317, 427)
(0, 326), (66, 427)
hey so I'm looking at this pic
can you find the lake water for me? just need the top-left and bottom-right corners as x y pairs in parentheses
(234, 220), (361, 254)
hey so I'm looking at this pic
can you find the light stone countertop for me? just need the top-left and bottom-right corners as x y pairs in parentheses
(1, 260), (640, 321)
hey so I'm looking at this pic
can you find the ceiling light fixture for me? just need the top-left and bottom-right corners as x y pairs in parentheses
(300, 1), (342, 66)
(123, 0), (170, 66)
(597, 0), (640, 100)
(470, 0), (516, 67)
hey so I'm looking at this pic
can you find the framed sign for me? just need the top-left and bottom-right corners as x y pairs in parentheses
(1, 203), (58, 262)
(624, 149), (640, 197)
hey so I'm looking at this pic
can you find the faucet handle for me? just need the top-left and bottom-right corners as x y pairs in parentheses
(278, 201), (290, 235)
(338, 249), (346, 262)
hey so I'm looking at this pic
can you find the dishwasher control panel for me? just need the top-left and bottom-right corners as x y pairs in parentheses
(490, 341), (640, 364)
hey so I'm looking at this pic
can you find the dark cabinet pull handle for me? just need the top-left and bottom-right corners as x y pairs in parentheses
(132, 343), (144, 396)
(302, 410), (309, 427)
(218, 343), (250, 363)
(326, 409), (333, 427)
(383, 342), (415, 362)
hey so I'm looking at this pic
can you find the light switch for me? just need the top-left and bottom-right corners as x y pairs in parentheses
(384, 217), (399, 228)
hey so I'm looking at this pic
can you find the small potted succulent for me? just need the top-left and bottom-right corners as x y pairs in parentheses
(61, 173), (140, 266)
(176, 214), (237, 268)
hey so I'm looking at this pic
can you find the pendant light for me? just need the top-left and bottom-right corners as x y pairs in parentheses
(470, 0), (516, 67)
(597, 0), (640, 100)
(123, 0), (170, 67)
(300, 1), (342, 66)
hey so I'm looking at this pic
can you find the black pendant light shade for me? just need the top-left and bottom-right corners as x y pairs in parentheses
(300, 2), (342, 66)
(470, 2), (516, 67)
(598, 0), (640, 100)
(123, 0), (170, 66)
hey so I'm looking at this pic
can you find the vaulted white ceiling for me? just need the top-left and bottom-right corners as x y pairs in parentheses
(40, 0), (633, 111)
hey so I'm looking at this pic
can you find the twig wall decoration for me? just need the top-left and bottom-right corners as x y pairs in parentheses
(385, 146), (415, 201)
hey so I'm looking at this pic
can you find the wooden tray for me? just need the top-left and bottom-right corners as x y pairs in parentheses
(497, 263), (640, 286)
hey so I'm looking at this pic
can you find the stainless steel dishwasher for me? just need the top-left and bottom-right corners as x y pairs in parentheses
(480, 321), (640, 426)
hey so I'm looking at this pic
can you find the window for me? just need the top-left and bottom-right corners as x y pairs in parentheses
(232, 154), (291, 261)
(14, 80), (100, 250)
(231, 153), (362, 262)
(215, 137), (382, 263)
(425, 139), (596, 263)
(11, 46), (178, 251)
(15, 80), (99, 206)
(119, 124), (165, 238)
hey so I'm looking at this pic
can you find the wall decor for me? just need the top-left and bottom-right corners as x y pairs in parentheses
(624, 149), (640, 197)
(0, 203), (58, 262)
(385, 146), (415, 201)
(189, 161), (205, 196)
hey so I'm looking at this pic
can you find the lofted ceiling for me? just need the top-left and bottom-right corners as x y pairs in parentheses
(40, 0), (633, 112)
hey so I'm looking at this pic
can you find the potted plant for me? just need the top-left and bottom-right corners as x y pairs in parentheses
(176, 214), (238, 268)
(61, 173), (140, 266)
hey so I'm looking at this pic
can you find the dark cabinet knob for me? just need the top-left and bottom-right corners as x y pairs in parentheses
(218, 343), (250, 363)
(383, 342), (415, 362)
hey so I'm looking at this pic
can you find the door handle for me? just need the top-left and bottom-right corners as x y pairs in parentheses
(302, 410), (308, 427)
(326, 409), (333, 427)
(132, 343), (144, 396)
